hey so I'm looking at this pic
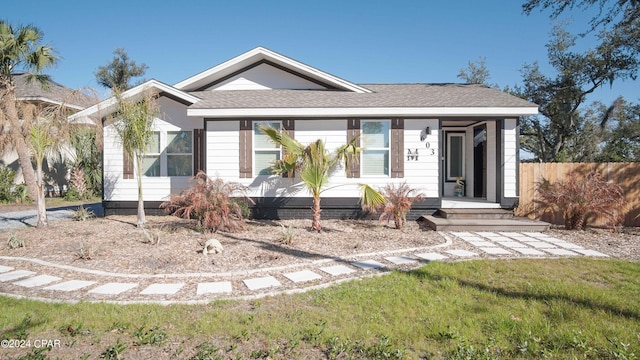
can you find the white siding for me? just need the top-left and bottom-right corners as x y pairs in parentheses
(485, 121), (497, 202)
(103, 97), (201, 201)
(503, 118), (518, 198)
(208, 63), (327, 91)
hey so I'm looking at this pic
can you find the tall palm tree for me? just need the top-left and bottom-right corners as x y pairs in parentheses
(0, 20), (58, 198)
(112, 89), (159, 227)
(259, 125), (385, 232)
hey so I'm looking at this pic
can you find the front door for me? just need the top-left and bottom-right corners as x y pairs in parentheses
(473, 125), (487, 198)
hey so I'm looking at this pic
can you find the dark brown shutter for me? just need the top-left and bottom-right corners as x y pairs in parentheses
(193, 128), (206, 176)
(239, 120), (252, 178)
(346, 118), (361, 178)
(282, 120), (295, 178)
(123, 151), (134, 179)
(391, 118), (404, 178)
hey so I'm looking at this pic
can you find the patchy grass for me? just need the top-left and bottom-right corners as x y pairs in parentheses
(1, 258), (638, 359)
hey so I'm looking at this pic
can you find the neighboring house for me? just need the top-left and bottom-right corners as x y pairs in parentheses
(1, 74), (95, 194)
(70, 47), (538, 218)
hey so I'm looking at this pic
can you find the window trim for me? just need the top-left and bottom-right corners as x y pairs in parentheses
(142, 131), (161, 177)
(360, 119), (391, 177)
(446, 132), (466, 181)
(138, 130), (194, 178)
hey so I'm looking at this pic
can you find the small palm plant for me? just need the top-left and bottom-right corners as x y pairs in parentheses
(374, 182), (424, 229)
(160, 172), (254, 233)
(259, 125), (386, 232)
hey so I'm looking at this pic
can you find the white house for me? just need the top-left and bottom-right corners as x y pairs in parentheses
(70, 47), (538, 218)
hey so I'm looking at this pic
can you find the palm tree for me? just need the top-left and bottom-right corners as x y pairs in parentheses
(112, 89), (159, 227)
(0, 20), (58, 199)
(259, 125), (385, 232)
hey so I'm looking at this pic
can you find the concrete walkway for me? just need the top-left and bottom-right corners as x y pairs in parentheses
(0, 203), (104, 230)
(0, 230), (609, 305)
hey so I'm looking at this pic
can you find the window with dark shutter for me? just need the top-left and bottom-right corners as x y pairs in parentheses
(282, 120), (295, 178)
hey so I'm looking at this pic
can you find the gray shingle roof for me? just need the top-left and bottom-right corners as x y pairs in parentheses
(13, 73), (95, 109)
(188, 83), (537, 109)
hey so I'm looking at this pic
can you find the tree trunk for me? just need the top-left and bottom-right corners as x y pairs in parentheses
(1, 90), (38, 198)
(135, 154), (146, 227)
(311, 195), (322, 232)
(35, 160), (48, 227)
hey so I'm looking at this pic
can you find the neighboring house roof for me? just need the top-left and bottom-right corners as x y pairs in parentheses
(13, 73), (95, 110)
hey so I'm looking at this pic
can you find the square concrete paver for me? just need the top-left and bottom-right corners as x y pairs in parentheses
(479, 247), (513, 255)
(494, 241), (528, 248)
(319, 265), (356, 276)
(511, 248), (546, 256)
(197, 281), (232, 295)
(0, 265), (14, 273)
(140, 283), (184, 295)
(544, 248), (579, 256)
(525, 241), (557, 249)
(415, 252), (448, 261)
(43, 280), (96, 292)
(553, 242), (584, 250)
(445, 249), (479, 257)
(0, 270), (36, 282)
(283, 270), (322, 283)
(385, 256), (418, 265)
(243, 276), (281, 291)
(572, 249), (609, 257)
(351, 260), (386, 270)
(13, 275), (61, 288)
(88, 282), (138, 295)
(467, 240), (496, 247)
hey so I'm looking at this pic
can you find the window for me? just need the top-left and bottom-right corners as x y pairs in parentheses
(138, 130), (193, 177)
(446, 132), (465, 181)
(142, 132), (161, 177)
(254, 121), (281, 176)
(167, 131), (193, 176)
(361, 120), (390, 176)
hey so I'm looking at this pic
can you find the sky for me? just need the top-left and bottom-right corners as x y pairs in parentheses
(4, 0), (637, 105)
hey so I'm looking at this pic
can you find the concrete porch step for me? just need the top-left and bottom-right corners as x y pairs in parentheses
(419, 215), (550, 232)
(436, 208), (514, 220)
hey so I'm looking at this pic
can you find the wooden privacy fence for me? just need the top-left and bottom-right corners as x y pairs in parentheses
(517, 162), (640, 227)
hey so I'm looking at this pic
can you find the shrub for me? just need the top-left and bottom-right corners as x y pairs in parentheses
(535, 170), (626, 230)
(160, 171), (254, 233)
(7, 233), (25, 249)
(0, 166), (16, 202)
(373, 182), (424, 229)
(72, 205), (95, 221)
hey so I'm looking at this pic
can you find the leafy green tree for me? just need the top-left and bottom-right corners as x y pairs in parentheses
(95, 48), (147, 92)
(597, 99), (640, 161)
(259, 125), (386, 232)
(515, 25), (638, 161)
(0, 20), (58, 198)
(112, 89), (158, 227)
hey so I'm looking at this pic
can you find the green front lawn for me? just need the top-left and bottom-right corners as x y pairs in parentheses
(1, 258), (638, 359)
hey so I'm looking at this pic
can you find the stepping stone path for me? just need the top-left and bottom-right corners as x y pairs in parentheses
(0, 231), (609, 303)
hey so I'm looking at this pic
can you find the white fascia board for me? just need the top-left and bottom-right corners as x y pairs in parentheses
(174, 47), (372, 94)
(188, 106), (539, 118)
(68, 80), (198, 122)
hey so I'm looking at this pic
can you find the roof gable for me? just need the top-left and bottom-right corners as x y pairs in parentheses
(68, 79), (199, 124)
(174, 47), (372, 94)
